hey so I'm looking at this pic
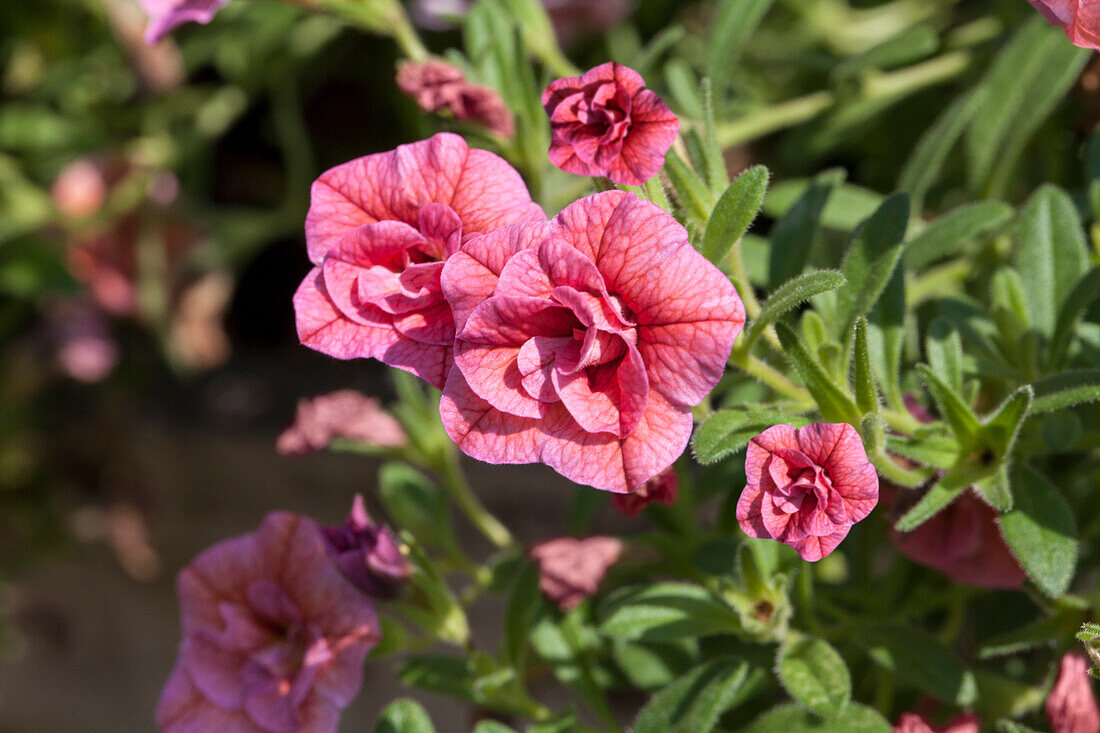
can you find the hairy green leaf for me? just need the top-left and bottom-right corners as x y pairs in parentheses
(999, 466), (1078, 598)
(599, 583), (741, 641)
(768, 170), (844, 289)
(904, 201), (1013, 271)
(701, 165), (770, 263)
(741, 270), (846, 351)
(1032, 369), (1100, 413)
(776, 322), (861, 424)
(1016, 185), (1090, 335)
(777, 636), (852, 718)
(741, 703), (891, 733)
(373, 699), (437, 733)
(632, 657), (748, 733)
(862, 626), (977, 705)
(692, 409), (813, 464)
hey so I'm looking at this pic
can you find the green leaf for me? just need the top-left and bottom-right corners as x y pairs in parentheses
(599, 583), (741, 641)
(999, 466), (1078, 598)
(398, 656), (475, 701)
(707, 0), (774, 94)
(1015, 185), (1090, 334)
(894, 478), (968, 532)
(981, 386), (1033, 467)
(1050, 266), (1100, 369)
(869, 266), (906, 407)
(886, 434), (959, 469)
(777, 636), (852, 719)
(666, 149), (713, 224)
(768, 170), (844, 290)
(917, 364), (980, 445)
(378, 463), (460, 557)
(776, 322), (861, 425)
(979, 609), (1085, 659)
(853, 318), (878, 415)
(473, 723), (516, 733)
(692, 409), (813, 464)
(740, 703), (891, 733)
(996, 722), (1044, 733)
(904, 201), (1013, 271)
(632, 657), (748, 733)
(966, 19), (1089, 197)
(835, 193), (909, 350)
(741, 270), (846, 351)
(612, 639), (698, 690)
(861, 626), (977, 705)
(373, 698), (437, 733)
(899, 89), (984, 213)
(700, 165), (770, 263)
(925, 319), (963, 395)
(1032, 369), (1100, 413)
(502, 561), (540, 668)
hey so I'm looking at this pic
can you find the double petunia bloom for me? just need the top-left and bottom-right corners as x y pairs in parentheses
(294, 132), (746, 492)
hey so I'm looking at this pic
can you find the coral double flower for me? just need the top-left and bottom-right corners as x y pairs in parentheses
(440, 191), (745, 492)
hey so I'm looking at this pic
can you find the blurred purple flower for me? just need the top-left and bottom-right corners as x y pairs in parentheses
(277, 390), (406, 457)
(140, 0), (229, 44)
(893, 712), (980, 733)
(611, 467), (678, 517)
(1047, 653), (1100, 733)
(47, 299), (119, 383)
(322, 495), (410, 599)
(156, 512), (380, 733)
(530, 536), (622, 610)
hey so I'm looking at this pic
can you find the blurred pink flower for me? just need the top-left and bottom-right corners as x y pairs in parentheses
(277, 390), (406, 457)
(611, 467), (678, 517)
(52, 158), (109, 219)
(322, 495), (409, 599)
(542, 62), (678, 185)
(737, 423), (878, 562)
(396, 60), (514, 137)
(439, 190), (744, 492)
(1029, 0), (1100, 50)
(140, 0), (229, 44)
(530, 536), (622, 610)
(893, 712), (980, 733)
(1047, 653), (1100, 733)
(294, 133), (544, 388)
(46, 299), (119, 383)
(156, 512), (380, 733)
(889, 488), (1025, 589)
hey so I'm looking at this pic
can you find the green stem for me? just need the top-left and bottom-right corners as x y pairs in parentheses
(728, 240), (762, 320)
(717, 92), (834, 149)
(797, 566), (822, 636)
(390, 7), (429, 61)
(871, 451), (932, 488)
(439, 447), (515, 550)
(735, 354), (814, 407)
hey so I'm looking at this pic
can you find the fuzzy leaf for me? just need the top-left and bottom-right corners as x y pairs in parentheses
(502, 561), (540, 668)
(707, 0), (774, 93)
(599, 583), (741, 641)
(764, 180), (884, 232)
(899, 89), (984, 213)
(925, 319), (963, 394)
(1050, 266), (1100, 369)
(904, 201), (1013, 271)
(693, 409), (813, 464)
(917, 364), (980, 444)
(741, 270), (846, 350)
(701, 165), (770, 263)
(1032, 369), (1100, 413)
(835, 193), (909, 348)
(1016, 185), (1090, 335)
(768, 170), (844, 289)
(777, 636), (852, 719)
(666, 149), (713, 224)
(853, 318), (878, 414)
(632, 657), (748, 733)
(999, 466), (1078, 598)
(776, 322), (862, 424)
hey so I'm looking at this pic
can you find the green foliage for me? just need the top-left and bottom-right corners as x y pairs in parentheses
(599, 584), (742, 642)
(862, 626), (977, 705)
(701, 165), (770, 263)
(999, 466), (1078, 598)
(631, 657), (748, 733)
(776, 636), (851, 718)
(373, 699), (437, 733)
(740, 703), (892, 733)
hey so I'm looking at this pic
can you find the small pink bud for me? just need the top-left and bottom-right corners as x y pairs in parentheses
(1047, 653), (1100, 733)
(277, 391), (406, 457)
(530, 537), (622, 611)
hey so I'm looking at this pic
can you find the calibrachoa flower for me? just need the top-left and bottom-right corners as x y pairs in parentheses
(293, 133), (544, 388)
(1046, 653), (1100, 733)
(893, 713), (980, 733)
(542, 62), (678, 186)
(530, 536), (622, 610)
(890, 488), (1025, 589)
(322, 495), (410, 599)
(396, 60), (515, 138)
(156, 513), (380, 733)
(439, 190), (745, 492)
(140, 0), (229, 44)
(277, 390), (407, 457)
(611, 467), (678, 517)
(1029, 0), (1100, 51)
(736, 423), (879, 562)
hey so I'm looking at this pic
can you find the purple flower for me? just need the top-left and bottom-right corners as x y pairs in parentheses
(322, 495), (410, 599)
(156, 512), (380, 733)
(140, 0), (229, 44)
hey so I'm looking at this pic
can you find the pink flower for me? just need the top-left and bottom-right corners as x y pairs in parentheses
(1047, 653), (1100, 733)
(293, 133), (544, 389)
(542, 62), (678, 186)
(439, 190), (745, 492)
(396, 61), (515, 138)
(893, 713), (980, 733)
(140, 0), (229, 44)
(889, 488), (1025, 589)
(1028, 1), (1100, 50)
(45, 299), (119, 383)
(611, 467), (678, 517)
(156, 513), (380, 733)
(277, 390), (406, 457)
(736, 423), (879, 562)
(322, 495), (410, 599)
(52, 158), (109, 219)
(530, 536), (622, 610)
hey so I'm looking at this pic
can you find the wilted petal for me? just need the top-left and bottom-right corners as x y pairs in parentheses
(1047, 653), (1100, 733)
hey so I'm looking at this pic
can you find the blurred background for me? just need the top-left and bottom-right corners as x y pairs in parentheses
(0, 0), (1096, 729)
